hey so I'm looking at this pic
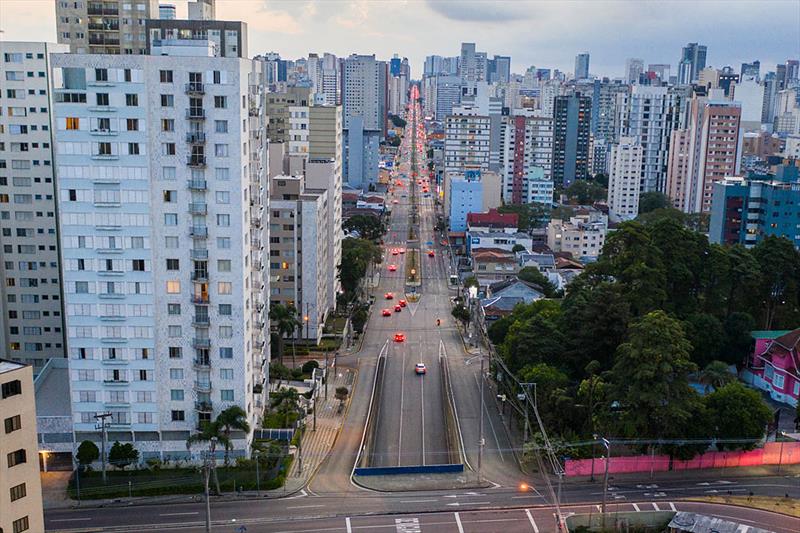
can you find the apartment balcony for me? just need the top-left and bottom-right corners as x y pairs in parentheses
(188, 202), (207, 215)
(192, 338), (211, 349)
(96, 247), (124, 254)
(88, 22), (119, 31)
(185, 83), (205, 95)
(98, 292), (125, 299)
(186, 108), (206, 120)
(103, 379), (129, 386)
(195, 400), (213, 412)
(107, 421), (131, 429)
(191, 249), (209, 260)
(89, 36), (120, 46)
(186, 132), (206, 144)
(87, 6), (119, 16)
(191, 271), (209, 282)
(97, 269), (124, 276)
(191, 295), (210, 305)
(192, 315), (210, 327)
(91, 153), (119, 161)
(186, 155), (207, 168)
(90, 128), (118, 136)
(190, 225), (208, 238)
(101, 357), (128, 365)
(250, 237), (262, 249)
(194, 380), (212, 392)
(99, 314), (125, 321)
(187, 179), (207, 191)
(193, 358), (211, 370)
(250, 206), (262, 226)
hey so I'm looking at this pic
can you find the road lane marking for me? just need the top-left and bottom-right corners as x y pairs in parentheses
(50, 518), (92, 522)
(525, 509), (539, 532)
(395, 517), (421, 533)
(652, 502), (659, 510)
(632, 503), (641, 512)
(454, 512), (465, 533)
(473, 372), (504, 463)
(346, 517), (352, 533)
(669, 502), (677, 511)
(399, 499), (438, 503)
(159, 512), (200, 516)
(286, 505), (326, 509)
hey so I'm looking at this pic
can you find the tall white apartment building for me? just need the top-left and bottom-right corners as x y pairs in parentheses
(499, 113), (554, 204)
(607, 137), (644, 221)
(615, 85), (682, 193)
(51, 50), (268, 459)
(56, 0), (159, 54)
(0, 42), (70, 372)
(444, 105), (491, 175)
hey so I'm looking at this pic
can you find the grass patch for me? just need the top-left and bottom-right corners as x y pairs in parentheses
(405, 249), (420, 284)
(688, 495), (800, 518)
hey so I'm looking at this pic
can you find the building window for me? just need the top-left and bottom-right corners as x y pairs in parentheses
(162, 119), (174, 132)
(217, 282), (232, 294)
(161, 94), (174, 107)
(125, 94), (138, 106)
(218, 304), (231, 316)
(214, 96), (227, 108)
(168, 346), (182, 359)
(219, 347), (233, 359)
(7, 448), (26, 467)
(1, 379), (22, 398)
(166, 258), (179, 270)
(12, 516), (29, 533)
(171, 410), (185, 421)
(220, 390), (234, 401)
(166, 280), (180, 293)
(4, 415), (22, 434)
(9, 482), (26, 502)
(167, 303), (181, 315)
(171, 389), (184, 401)
(164, 213), (177, 225)
(66, 117), (80, 130)
(217, 260), (231, 272)
(160, 70), (173, 83)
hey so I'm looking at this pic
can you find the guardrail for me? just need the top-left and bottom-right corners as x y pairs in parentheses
(354, 463), (464, 476)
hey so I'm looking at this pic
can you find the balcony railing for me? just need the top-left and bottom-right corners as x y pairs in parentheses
(191, 271), (209, 282)
(185, 83), (205, 95)
(186, 108), (206, 120)
(186, 132), (206, 144)
(193, 338), (211, 349)
(189, 202), (207, 215)
(191, 249), (209, 260)
(193, 358), (211, 369)
(192, 295), (210, 305)
(195, 400), (213, 412)
(194, 380), (212, 392)
(193, 315), (210, 326)
(186, 155), (207, 168)
(187, 179), (207, 190)
(190, 225), (208, 238)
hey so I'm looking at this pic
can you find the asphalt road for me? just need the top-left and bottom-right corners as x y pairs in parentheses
(370, 97), (451, 467)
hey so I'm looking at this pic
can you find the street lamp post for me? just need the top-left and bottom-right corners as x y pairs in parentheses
(596, 436), (611, 529)
(254, 450), (261, 497)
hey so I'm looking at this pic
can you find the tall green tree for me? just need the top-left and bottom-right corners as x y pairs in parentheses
(682, 313), (725, 368)
(751, 236), (800, 329)
(705, 382), (772, 450)
(518, 363), (575, 434)
(343, 215), (386, 241)
(721, 312), (756, 366)
(186, 422), (225, 494)
(610, 311), (698, 440)
(564, 180), (607, 204)
(108, 441), (139, 470)
(215, 406), (251, 465)
(637, 191), (671, 214)
(517, 267), (558, 298)
(339, 238), (381, 297)
(76, 440), (99, 467)
(501, 310), (565, 373)
(699, 360), (736, 392)
(269, 303), (300, 367)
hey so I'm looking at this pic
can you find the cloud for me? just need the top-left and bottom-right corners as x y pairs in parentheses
(425, 0), (534, 22)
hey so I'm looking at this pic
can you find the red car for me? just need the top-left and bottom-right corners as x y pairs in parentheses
(394, 304), (402, 313)
(391, 249), (399, 256)
(397, 248), (405, 254)
(398, 299), (407, 307)
(385, 292), (394, 300)
(394, 333), (405, 342)
(388, 264), (397, 272)
(382, 309), (391, 317)
(428, 250), (435, 257)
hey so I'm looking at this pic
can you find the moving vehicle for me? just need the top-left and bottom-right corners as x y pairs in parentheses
(392, 249), (399, 255)
(428, 250), (435, 257)
(415, 363), (427, 375)
(385, 292), (394, 300)
(394, 304), (402, 312)
(382, 309), (392, 317)
(398, 299), (406, 307)
(388, 264), (397, 272)
(394, 333), (405, 342)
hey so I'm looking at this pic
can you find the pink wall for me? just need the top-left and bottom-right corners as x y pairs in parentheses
(565, 442), (800, 477)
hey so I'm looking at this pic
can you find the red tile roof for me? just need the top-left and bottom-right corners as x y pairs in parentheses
(467, 209), (519, 228)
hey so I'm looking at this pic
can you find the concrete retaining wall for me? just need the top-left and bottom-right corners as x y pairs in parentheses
(354, 463), (464, 476)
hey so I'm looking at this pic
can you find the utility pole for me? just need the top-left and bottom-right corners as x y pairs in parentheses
(254, 450), (261, 497)
(519, 383), (535, 445)
(597, 436), (611, 529)
(478, 353), (485, 483)
(94, 412), (112, 484)
(203, 436), (217, 533)
(324, 350), (330, 399)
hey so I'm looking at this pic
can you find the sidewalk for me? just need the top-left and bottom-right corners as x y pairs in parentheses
(288, 368), (356, 480)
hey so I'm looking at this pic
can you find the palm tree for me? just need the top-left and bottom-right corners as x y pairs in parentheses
(270, 387), (301, 428)
(269, 304), (301, 367)
(186, 421), (227, 494)
(699, 360), (735, 392)
(215, 406), (250, 465)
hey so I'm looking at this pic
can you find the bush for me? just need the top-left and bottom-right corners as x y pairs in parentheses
(301, 360), (319, 374)
(76, 440), (99, 466)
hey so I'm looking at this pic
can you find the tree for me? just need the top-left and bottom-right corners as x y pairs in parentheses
(518, 363), (574, 433)
(610, 311), (698, 440)
(682, 312), (725, 368)
(76, 440), (99, 468)
(343, 215), (385, 241)
(487, 315), (513, 345)
(451, 303), (470, 325)
(215, 406), (251, 465)
(511, 243), (526, 253)
(269, 303), (301, 368)
(335, 386), (350, 409)
(389, 114), (407, 128)
(699, 360), (736, 392)
(517, 267), (558, 298)
(108, 441), (139, 470)
(501, 305), (565, 373)
(186, 423), (225, 494)
(463, 276), (479, 290)
(721, 312), (756, 366)
(564, 180), (607, 204)
(339, 238), (381, 297)
(497, 203), (551, 231)
(751, 236), (800, 329)
(638, 191), (671, 214)
(270, 387), (301, 428)
(351, 306), (369, 333)
(705, 382), (772, 450)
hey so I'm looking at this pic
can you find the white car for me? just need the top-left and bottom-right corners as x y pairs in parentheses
(415, 363), (427, 375)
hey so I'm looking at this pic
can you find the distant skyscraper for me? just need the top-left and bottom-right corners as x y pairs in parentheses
(786, 59), (800, 84)
(679, 42), (707, 84)
(607, 137), (644, 220)
(489, 55), (511, 84)
(159, 4), (177, 19)
(460, 42), (477, 81)
(552, 93), (592, 186)
(648, 64), (671, 82)
(574, 52), (590, 80)
(625, 58), (644, 84)
(740, 60), (760, 80)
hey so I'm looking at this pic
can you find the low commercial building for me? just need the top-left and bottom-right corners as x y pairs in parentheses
(472, 249), (518, 282)
(467, 231), (533, 255)
(466, 209), (519, 234)
(1, 360), (44, 533)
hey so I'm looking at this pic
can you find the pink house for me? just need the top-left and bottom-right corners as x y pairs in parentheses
(746, 329), (800, 406)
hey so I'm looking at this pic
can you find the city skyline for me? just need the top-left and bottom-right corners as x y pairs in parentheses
(2, 0), (797, 78)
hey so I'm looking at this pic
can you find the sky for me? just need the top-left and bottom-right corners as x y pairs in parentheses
(1, 0), (798, 78)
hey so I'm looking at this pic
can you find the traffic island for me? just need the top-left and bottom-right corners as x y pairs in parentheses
(405, 249), (421, 286)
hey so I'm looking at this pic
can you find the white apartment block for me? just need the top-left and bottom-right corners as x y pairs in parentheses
(0, 43), (70, 372)
(616, 85), (681, 193)
(499, 113), (554, 204)
(51, 51), (268, 459)
(342, 54), (384, 132)
(607, 137), (644, 221)
(56, 0), (159, 54)
(1, 361), (45, 533)
(444, 106), (491, 174)
(547, 210), (608, 260)
(268, 175), (331, 343)
(287, 105), (309, 156)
